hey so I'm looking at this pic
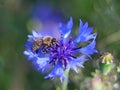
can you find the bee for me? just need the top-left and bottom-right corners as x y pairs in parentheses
(42, 36), (56, 46)
(31, 36), (57, 53)
(31, 38), (43, 52)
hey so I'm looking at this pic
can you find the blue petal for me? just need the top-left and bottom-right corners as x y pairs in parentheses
(44, 63), (66, 82)
(32, 30), (42, 38)
(80, 20), (88, 33)
(75, 55), (88, 62)
(25, 41), (33, 49)
(67, 58), (85, 73)
(76, 40), (98, 55)
(85, 27), (93, 35)
(66, 55), (87, 73)
(59, 17), (73, 39)
(74, 20), (97, 43)
(36, 57), (51, 72)
(24, 50), (37, 60)
(85, 33), (97, 41)
(32, 57), (51, 73)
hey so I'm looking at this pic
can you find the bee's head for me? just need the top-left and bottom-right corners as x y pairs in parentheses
(52, 38), (57, 45)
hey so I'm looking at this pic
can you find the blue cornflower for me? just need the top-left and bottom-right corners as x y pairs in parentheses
(24, 17), (97, 82)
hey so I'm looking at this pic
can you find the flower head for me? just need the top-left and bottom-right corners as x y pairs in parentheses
(100, 52), (114, 64)
(99, 52), (114, 75)
(24, 17), (97, 81)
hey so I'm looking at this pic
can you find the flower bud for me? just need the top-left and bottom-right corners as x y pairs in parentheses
(99, 52), (114, 75)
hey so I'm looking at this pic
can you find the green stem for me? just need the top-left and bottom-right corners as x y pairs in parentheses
(61, 70), (69, 90)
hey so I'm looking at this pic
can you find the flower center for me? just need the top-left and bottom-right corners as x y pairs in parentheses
(49, 39), (78, 69)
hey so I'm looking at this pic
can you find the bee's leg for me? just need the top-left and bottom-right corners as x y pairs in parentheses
(42, 46), (48, 53)
(41, 46), (46, 53)
(35, 49), (39, 53)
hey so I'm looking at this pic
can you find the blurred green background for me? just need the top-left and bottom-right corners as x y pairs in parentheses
(0, 0), (120, 90)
